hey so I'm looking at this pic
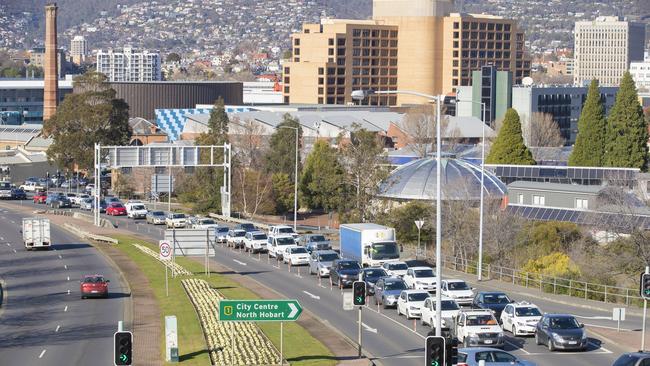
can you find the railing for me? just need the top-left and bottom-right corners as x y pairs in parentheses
(442, 255), (642, 307)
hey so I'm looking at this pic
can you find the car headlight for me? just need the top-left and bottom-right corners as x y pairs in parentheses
(581, 332), (587, 340)
(409, 306), (418, 310)
(497, 333), (504, 339)
(416, 281), (423, 285)
(448, 293), (457, 298)
(517, 321), (527, 326)
(552, 333), (564, 342)
(386, 295), (396, 300)
(467, 332), (478, 338)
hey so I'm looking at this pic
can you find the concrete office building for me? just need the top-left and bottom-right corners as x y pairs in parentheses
(29, 47), (65, 78)
(70, 35), (87, 64)
(630, 60), (650, 91)
(96, 47), (161, 82)
(455, 65), (512, 123)
(284, 0), (530, 106)
(574, 16), (646, 87)
(512, 85), (618, 145)
(0, 78), (74, 124)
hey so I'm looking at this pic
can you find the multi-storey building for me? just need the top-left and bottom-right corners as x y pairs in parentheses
(574, 16), (645, 87)
(456, 65), (512, 124)
(29, 47), (65, 78)
(70, 35), (87, 65)
(283, 19), (399, 106)
(96, 47), (161, 82)
(630, 60), (650, 91)
(284, 0), (530, 106)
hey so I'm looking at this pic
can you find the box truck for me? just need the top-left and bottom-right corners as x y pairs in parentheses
(23, 218), (51, 250)
(340, 223), (400, 267)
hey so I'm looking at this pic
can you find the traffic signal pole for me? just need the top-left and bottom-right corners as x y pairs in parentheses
(358, 306), (363, 359)
(642, 266), (649, 352)
(352, 281), (366, 359)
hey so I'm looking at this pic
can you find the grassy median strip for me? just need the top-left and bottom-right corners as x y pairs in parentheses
(111, 235), (336, 366)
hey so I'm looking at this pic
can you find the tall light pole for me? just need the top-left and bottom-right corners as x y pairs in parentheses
(455, 93), (487, 281)
(278, 125), (299, 231)
(352, 89), (444, 336)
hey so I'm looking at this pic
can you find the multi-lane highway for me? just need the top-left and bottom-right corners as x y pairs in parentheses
(0, 205), (129, 366)
(3, 197), (633, 366)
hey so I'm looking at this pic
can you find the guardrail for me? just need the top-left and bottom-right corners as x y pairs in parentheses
(208, 213), (271, 231)
(442, 255), (642, 307)
(63, 223), (119, 245)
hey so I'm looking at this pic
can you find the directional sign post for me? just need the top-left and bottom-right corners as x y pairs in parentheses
(219, 300), (302, 366)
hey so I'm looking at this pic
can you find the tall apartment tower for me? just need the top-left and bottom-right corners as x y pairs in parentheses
(70, 35), (87, 64)
(43, 3), (59, 121)
(574, 16), (646, 86)
(96, 47), (161, 82)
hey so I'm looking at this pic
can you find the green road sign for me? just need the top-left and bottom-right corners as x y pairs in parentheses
(219, 300), (302, 322)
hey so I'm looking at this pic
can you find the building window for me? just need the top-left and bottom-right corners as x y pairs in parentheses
(121, 167), (132, 175)
(284, 86), (290, 93)
(184, 167), (195, 174)
(453, 22), (459, 29)
(284, 67), (290, 74)
(532, 195), (545, 206)
(575, 198), (588, 210)
(517, 194), (524, 204)
(294, 48), (300, 55)
(329, 38), (334, 46)
(318, 67), (324, 75)
(318, 77), (324, 85)
(155, 167), (167, 174)
(294, 38), (300, 46)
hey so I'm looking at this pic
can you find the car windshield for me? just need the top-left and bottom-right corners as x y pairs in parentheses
(389, 263), (408, 270)
(112, 203), (124, 208)
(253, 234), (267, 240)
(414, 269), (435, 278)
(440, 300), (461, 311)
(133, 205), (145, 210)
(482, 294), (511, 304)
(172, 213), (185, 219)
(83, 276), (105, 283)
(217, 227), (229, 233)
(447, 281), (470, 290)
(338, 261), (361, 270)
(276, 237), (295, 245)
(240, 224), (255, 230)
(384, 281), (407, 291)
(200, 219), (216, 225)
(318, 253), (339, 262)
(83, 198), (92, 203)
(278, 227), (295, 234)
(153, 211), (165, 216)
(370, 242), (398, 260)
(466, 314), (498, 326)
(0, 182), (11, 189)
(234, 231), (246, 237)
(515, 307), (542, 317)
(408, 293), (430, 302)
(290, 247), (308, 254)
(309, 235), (326, 242)
(549, 317), (581, 329)
(364, 269), (387, 278)
(612, 355), (642, 366)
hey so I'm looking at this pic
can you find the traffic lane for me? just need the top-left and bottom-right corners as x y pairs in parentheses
(0, 206), (128, 366)
(213, 244), (425, 366)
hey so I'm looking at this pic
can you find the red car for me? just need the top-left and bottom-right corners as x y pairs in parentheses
(80, 274), (109, 298)
(33, 191), (47, 204)
(106, 202), (127, 216)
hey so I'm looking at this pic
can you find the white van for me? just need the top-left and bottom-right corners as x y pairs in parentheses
(125, 201), (148, 219)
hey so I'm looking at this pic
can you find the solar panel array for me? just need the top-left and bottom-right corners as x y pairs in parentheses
(507, 205), (650, 231)
(487, 165), (638, 185)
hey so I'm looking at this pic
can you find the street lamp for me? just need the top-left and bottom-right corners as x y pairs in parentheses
(455, 91), (487, 282)
(415, 219), (424, 259)
(352, 88), (444, 337)
(278, 125), (299, 231)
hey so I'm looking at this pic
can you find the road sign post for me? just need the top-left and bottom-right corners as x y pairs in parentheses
(643, 267), (649, 351)
(613, 307), (626, 332)
(160, 240), (172, 297)
(219, 300), (302, 322)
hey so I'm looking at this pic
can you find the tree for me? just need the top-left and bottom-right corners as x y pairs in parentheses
(604, 71), (649, 170)
(300, 140), (345, 212)
(338, 126), (389, 222)
(265, 114), (302, 181)
(523, 112), (565, 147)
(43, 71), (131, 171)
(379, 201), (434, 246)
(271, 173), (295, 214)
(165, 52), (181, 63)
(485, 109), (535, 165)
(521, 252), (581, 279)
(399, 105), (456, 157)
(569, 79), (607, 167)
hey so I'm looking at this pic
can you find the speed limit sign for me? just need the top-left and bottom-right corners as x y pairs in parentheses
(159, 240), (172, 261)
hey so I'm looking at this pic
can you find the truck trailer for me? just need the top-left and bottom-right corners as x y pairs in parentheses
(23, 218), (51, 250)
(339, 223), (400, 267)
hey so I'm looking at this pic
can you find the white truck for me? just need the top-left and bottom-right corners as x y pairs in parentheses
(452, 309), (506, 348)
(22, 218), (51, 250)
(340, 223), (400, 267)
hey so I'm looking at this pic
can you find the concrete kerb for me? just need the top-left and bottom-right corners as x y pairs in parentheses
(62, 223), (119, 244)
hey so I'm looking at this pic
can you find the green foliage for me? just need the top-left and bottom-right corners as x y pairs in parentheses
(521, 252), (581, 279)
(265, 114), (302, 181)
(43, 71), (131, 171)
(379, 201), (433, 245)
(604, 72), (649, 170)
(517, 221), (581, 259)
(1, 67), (21, 77)
(272, 173), (295, 214)
(300, 140), (344, 211)
(569, 79), (607, 167)
(486, 109), (535, 165)
(165, 52), (181, 63)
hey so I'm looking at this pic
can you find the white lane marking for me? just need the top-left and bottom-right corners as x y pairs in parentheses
(506, 340), (530, 354)
(58, 255), (62, 259)
(0, 236), (3, 240)
(5, 243), (9, 246)
(13, 249), (16, 253)
(64, 265), (67, 269)
(55, 325), (60, 332)
(233, 259), (247, 266)
(66, 276), (70, 281)
(67, 290), (70, 295)
(573, 314), (612, 320)
(585, 322), (633, 331)
(38, 349), (46, 358)
(363, 305), (425, 339)
(64, 306), (68, 312)
(302, 291), (321, 300)
(362, 322), (378, 333)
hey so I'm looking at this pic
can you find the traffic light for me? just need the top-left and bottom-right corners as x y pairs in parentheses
(445, 337), (458, 366)
(114, 331), (133, 366)
(641, 273), (650, 300)
(425, 336), (445, 366)
(353, 281), (366, 306)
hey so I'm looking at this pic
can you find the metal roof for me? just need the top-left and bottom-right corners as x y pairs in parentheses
(507, 205), (650, 231)
(507, 181), (604, 195)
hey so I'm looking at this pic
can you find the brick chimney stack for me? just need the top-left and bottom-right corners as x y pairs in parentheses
(43, 3), (59, 121)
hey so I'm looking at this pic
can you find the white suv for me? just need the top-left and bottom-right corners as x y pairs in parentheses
(165, 213), (187, 228)
(267, 235), (296, 258)
(441, 279), (475, 305)
(269, 225), (300, 240)
(244, 231), (268, 253)
(282, 245), (310, 265)
(403, 267), (437, 292)
(453, 309), (505, 348)
(421, 296), (461, 328)
(500, 301), (543, 336)
(125, 201), (148, 219)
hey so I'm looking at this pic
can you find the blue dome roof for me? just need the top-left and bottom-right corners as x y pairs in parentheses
(378, 156), (507, 201)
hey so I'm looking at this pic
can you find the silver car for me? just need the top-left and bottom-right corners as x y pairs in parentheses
(458, 348), (536, 366)
(80, 198), (93, 211)
(308, 250), (340, 277)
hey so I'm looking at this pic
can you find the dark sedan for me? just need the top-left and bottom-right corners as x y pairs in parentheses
(329, 259), (362, 288)
(535, 314), (587, 351)
(472, 292), (513, 319)
(360, 268), (388, 295)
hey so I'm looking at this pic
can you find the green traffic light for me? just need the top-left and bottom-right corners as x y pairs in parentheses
(120, 354), (128, 362)
(431, 361), (439, 366)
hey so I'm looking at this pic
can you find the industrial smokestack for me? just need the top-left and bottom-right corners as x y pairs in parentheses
(43, 3), (58, 121)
